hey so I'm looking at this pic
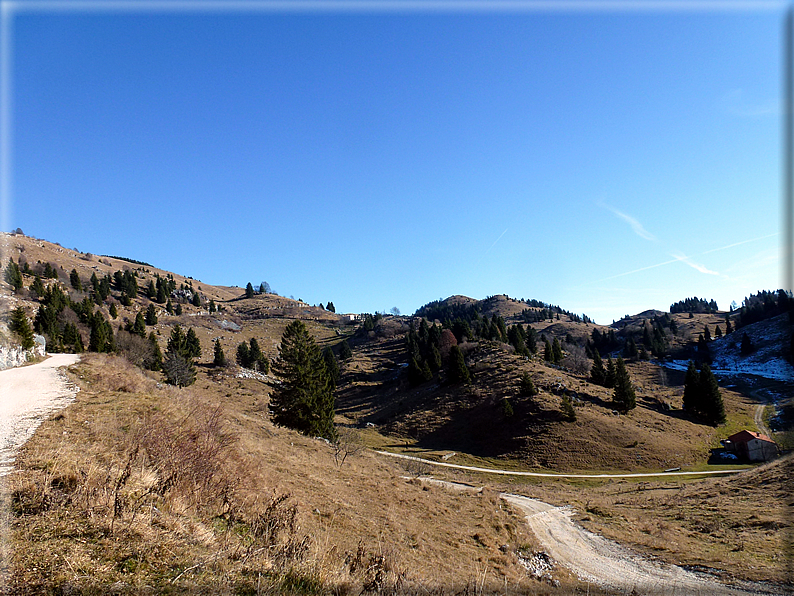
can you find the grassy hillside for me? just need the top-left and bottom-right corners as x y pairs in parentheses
(1, 232), (792, 592)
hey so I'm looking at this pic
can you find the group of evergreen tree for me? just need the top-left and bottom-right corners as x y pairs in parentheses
(236, 337), (270, 373)
(682, 361), (725, 425)
(9, 307), (35, 350)
(734, 290), (792, 329)
(670, 297), (718, 314)
(406, 319), (443, 385)
(543, 336), (563, 364)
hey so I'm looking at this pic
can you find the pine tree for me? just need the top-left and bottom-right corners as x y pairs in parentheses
(725, 316), (733, 334)
(191, 292), (201, 307)
(236, 342), (251, 368)
(5, 260), (23, 293)
(132, 312), (146, 337)
(740, 333), (753, 356)
(209, 299), (216, 313)
(146, 332), (163, 371)
(715, 325), (723, 338)
(326, 302), (336, 313)
(10, 307), (35, 350)
(166, 299), (174, 315)
(186, 327), (201, 358)
(70, 269), (82, 291)
(544, 339), (553, 362)
(146, 280), (156, 300)
(704, 326), (712, 342)
(213, 338), (226, 367)
(175, 303), (183, 316)
(612, 357), (636, 413)
(552, 337), (563, 364)
(269, 320), (336, 440)
(248, 337), (268, 372)
(323, 347), (340, 388)
(163, 325), (195, 386)
(590, 350), (606, 386)
(156, 282), (167, 304)
(699, 364), (726, 425)
(447, 345), (470, 384)
(519, 372), (537, 396)
(682, 361), (701, 417)
(245, 283), (254, 299)
(31, 275), (45, 298)
(604, 357), (616, 388)
(145, 303), (158, 326)
(560, 394), (576, 421)
(109, 303), (118, 319)
(339, 339), (352, 361)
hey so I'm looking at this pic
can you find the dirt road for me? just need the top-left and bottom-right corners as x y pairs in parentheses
(502, 493), (768, 595)
(0, 354), (80, 477)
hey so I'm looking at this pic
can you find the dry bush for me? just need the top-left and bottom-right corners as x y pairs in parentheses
(562, 345), (590, 376)
(79, 352), (155, 393)
(115, 329), (153, 368)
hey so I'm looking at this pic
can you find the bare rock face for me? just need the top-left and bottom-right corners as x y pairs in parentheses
(0, 335), (46, 371)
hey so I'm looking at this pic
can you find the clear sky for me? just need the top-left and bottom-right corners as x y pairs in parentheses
(3, 1), (787, 323)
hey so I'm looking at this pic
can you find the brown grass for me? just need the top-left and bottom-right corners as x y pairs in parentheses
(4, 351), (590, 594)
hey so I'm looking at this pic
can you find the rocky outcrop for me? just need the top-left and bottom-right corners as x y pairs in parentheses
(0, 335), (46, 371)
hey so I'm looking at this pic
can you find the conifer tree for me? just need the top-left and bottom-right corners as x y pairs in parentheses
(407, 356), (426, 385)
(704, 326), (712, 342)
(156, 282), (167, 304)
(725, 316), (733, 334)
(10, 307), (35, 350)
(175, 303), (183, 316)
(146, 332), (162, 371)
(213, 338), (226, 367)
(186, 327), (201, 358)
(323, 347), (340, 388)
(699, 364), (726, 425)
(166, 299), (174, 315)
(544, 339), (553, 362)
(191, 292), (201, 307)
(245, 283), (254, 299)
(31, 275), (45, 298)
(269, 320), (336, 440)
(715, 325), (723, 338)
(70, 269), (82, 291)
(560, 394), (576, 421)
(740, 333), (753, 356)
(5, 260), (23, 293)
(132, 312), (146, 337)
(447, 345), (470, 384)
(145, 303), (158, 326)
(590, 350), (606, 386)
(339, 339), (352, 361)
(552, 337), (563, 364)
(604, 357), (616, 388)
(612, 357), (636, 413)
(146, 280), (156, 299)
(163, 325), (196, 386)
(109, 303), (118, 319)
(209, 299), (216, 313)
(236, 342), (251, 368)
(519, 372), (537, 396)
(326, 302), (336, 313)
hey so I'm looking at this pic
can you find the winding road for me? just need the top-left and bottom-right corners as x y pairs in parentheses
(0, 354), (80, 477)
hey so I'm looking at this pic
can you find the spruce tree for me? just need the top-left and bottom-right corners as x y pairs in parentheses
(447, 345), (470, 384)
(612, 357), (636, 413)
(70, 269), (82, 291)
(10, 307), (35, 350)
(519, 372), (537, 396)
(544, 339), (553, 362)
(146, 280), (156, 300)
(31, 275), (45, 299)
(560, 394), (576, 421)
(552, 337), (563, 364)
(604, 357), (616, 388)
(245, 283), (254, 299)
(109, 303), (118, 319)
(132, 312), (146, 337)
(209, 299), (216, 313)
(590, 350), (606, 386)
(699, 364), (726, 425)
(715, 325), (723, 338)
(191, 292), (201, 307)
(323, 347), (340, 388)
(146, 332), (163, 371)
(156, 282), (168, 304)
(740, 333), (753, 356)
(175, 303), (183, 316)
(163, 325), (196, 386)
(145, 303), (158, 326)
(326, 302), (336, 313)
(5, 260), (23, 293)
(339, 339), (352, 361)
(236, 342), (251, 368)
(682, 361), (701, 417)
(166, 299), (174, 315)
(186, 327), (201, 358)
(269, 320), (336, 441)
(213, 338), (226, 367)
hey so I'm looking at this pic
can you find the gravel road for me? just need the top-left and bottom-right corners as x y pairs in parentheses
(0, 354), (80, 477)
(502, 493), (770, 595)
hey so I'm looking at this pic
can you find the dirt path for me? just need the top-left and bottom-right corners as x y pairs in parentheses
(502, 493), (762, 595)
(377, 450), (745, 478)
(0, 354), (80, 477)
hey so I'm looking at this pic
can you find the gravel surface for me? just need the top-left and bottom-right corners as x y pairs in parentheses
(0, 354), (80, 477)
(502, 493), (770, 596)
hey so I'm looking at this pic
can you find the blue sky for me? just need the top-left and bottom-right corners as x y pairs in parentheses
(3, 1), (786, 323)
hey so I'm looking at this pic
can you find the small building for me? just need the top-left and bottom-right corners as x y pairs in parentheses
(722, 430), (777, 462)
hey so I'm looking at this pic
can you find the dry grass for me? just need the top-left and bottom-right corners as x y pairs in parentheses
(3, 352), (587, 594)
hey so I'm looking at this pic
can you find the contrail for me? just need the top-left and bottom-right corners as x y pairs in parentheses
(475, 228), (508, 266)
(588, 232), (778, 284)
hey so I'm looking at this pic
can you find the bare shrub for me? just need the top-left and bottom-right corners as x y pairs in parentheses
(116, 329), (153, 368)
(562, 345), (590, 376)
(332, 427), (363, 467)
(80, 353), (154, 393)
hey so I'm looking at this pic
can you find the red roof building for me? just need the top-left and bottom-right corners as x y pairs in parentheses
(722, 430), (777, 462)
